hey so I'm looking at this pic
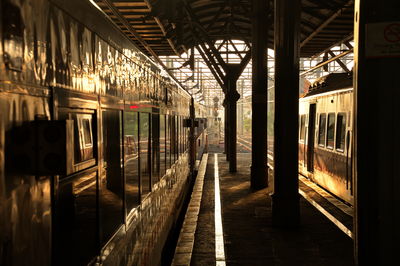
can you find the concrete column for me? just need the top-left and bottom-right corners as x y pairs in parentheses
(353, 0), (400, 264)
(271, 0), (300, 227)
(250, 0), (269, 189)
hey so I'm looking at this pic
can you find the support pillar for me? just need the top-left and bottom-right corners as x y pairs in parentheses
(354, 0), (400, 264)
(223, 99), (229, 158)
(238, 80), (244, 135)
(250, 0), (269, 189)
(225, 74), (240, 172)
(271, 0), (300, 227)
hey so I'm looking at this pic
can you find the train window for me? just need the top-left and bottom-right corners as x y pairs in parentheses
(183, 118), (186, 152)
(176, 116), (181, 156)
(73, 113), (94, 163)
(186, 119), (189, 151)
(175, 116), (180, 160)
(174, 116), (178, 161)
(181, 117), (184, 153)
(326, 113), (335, 149)
(139, 113), (151, 199)
(177, 117), (181, 155)
(57, 109), (97, 175)
(166, 115), (171, 168)
(101, 109), (124, 245)
(299, 115), (306, 141)
(183, 118), (187, 152)
(318, 114), (326, 147)
(160, 115), (166, 177)
(336, 113), (347, 151)
(298, 115), (300, 133)
(152, 114), (160, 185)
(82, 118), (93, 146)
(181, 117), (184, 154)
(170, 116), (176, 163)
(176, 116), (180, 157)
(177, 116), (180, 155)
(53, 171), (98, 266)
(124, 111), (139, 213)
(186, 118), (190, 151)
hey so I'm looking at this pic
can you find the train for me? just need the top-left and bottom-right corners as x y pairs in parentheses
(0, 0), (208, 265)
(299, 72), (353, 205)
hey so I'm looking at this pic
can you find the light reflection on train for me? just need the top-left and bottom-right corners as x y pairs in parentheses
(298, 72), (353, 205)
(0, 0), (207, 265)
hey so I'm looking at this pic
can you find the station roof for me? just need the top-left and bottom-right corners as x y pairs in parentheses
(94, 0), (354, 59)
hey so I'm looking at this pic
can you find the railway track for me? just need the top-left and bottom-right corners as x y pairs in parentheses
(230, 136), (353, 238)
(237, 136), (252, 152)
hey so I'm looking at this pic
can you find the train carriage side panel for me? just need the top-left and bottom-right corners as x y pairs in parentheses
(1, 0), (53, 265)
(299, 86), (353, 205)
(1, 94), (52, 265)
(0, 0), (203, 265)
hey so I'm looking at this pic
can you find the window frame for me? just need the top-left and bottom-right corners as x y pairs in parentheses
(159, 114), (166, 178)
(80, 117), (93, 148)
(335, 112), (347, 152)
(318, 113), (327, 147)
(326, 112), (336, 149)
(139, 112), (151, 199)
(299, 114), (306, 142)
(123, 110), (140, 212)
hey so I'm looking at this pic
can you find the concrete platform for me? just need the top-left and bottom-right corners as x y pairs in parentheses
(173, 153), (354, 266)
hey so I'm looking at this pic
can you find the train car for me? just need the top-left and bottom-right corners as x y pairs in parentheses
(299, 72), (353, 205)
(0, 0), (207, 265)
(193, 101), (208, 161)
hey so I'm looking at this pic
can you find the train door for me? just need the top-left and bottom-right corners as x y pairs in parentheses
(53, 108), (98, 266)
(100, 109), (124, 245)
(346, 130), (353, 195)
(151, 113), (160, 185)
(139, 112), (151, 199)
(124, 111), (140, 215)
(306, 104), (316, 172)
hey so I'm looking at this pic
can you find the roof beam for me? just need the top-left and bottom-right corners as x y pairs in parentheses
(198, 41), (226, 85)
(205, 5), (226, 31)
(197, 45), (225, 89)
(229, 39), (244, 60)
(301, 48), (353, 76)
(184, 1), (228, 72)
(310, 34), (353, 59)
(300, 0), (354, 47)
(142, 0), (181, 55)
(328, 50), (350, 72)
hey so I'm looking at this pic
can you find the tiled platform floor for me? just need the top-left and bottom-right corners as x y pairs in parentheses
(173, 153), (354, 266)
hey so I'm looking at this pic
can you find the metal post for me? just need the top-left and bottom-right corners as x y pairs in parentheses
(226, 75), (239, 172)
(271, 0), (300, 227)
(354, 0), (400, 264)
(239, 79), (244, 135)
(250, 0), (269, 189)
(224, 99), (229, 159)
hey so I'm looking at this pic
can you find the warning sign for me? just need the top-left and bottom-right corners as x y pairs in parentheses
(366, 22), (400, 58)
(384, 23), (400, 42)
